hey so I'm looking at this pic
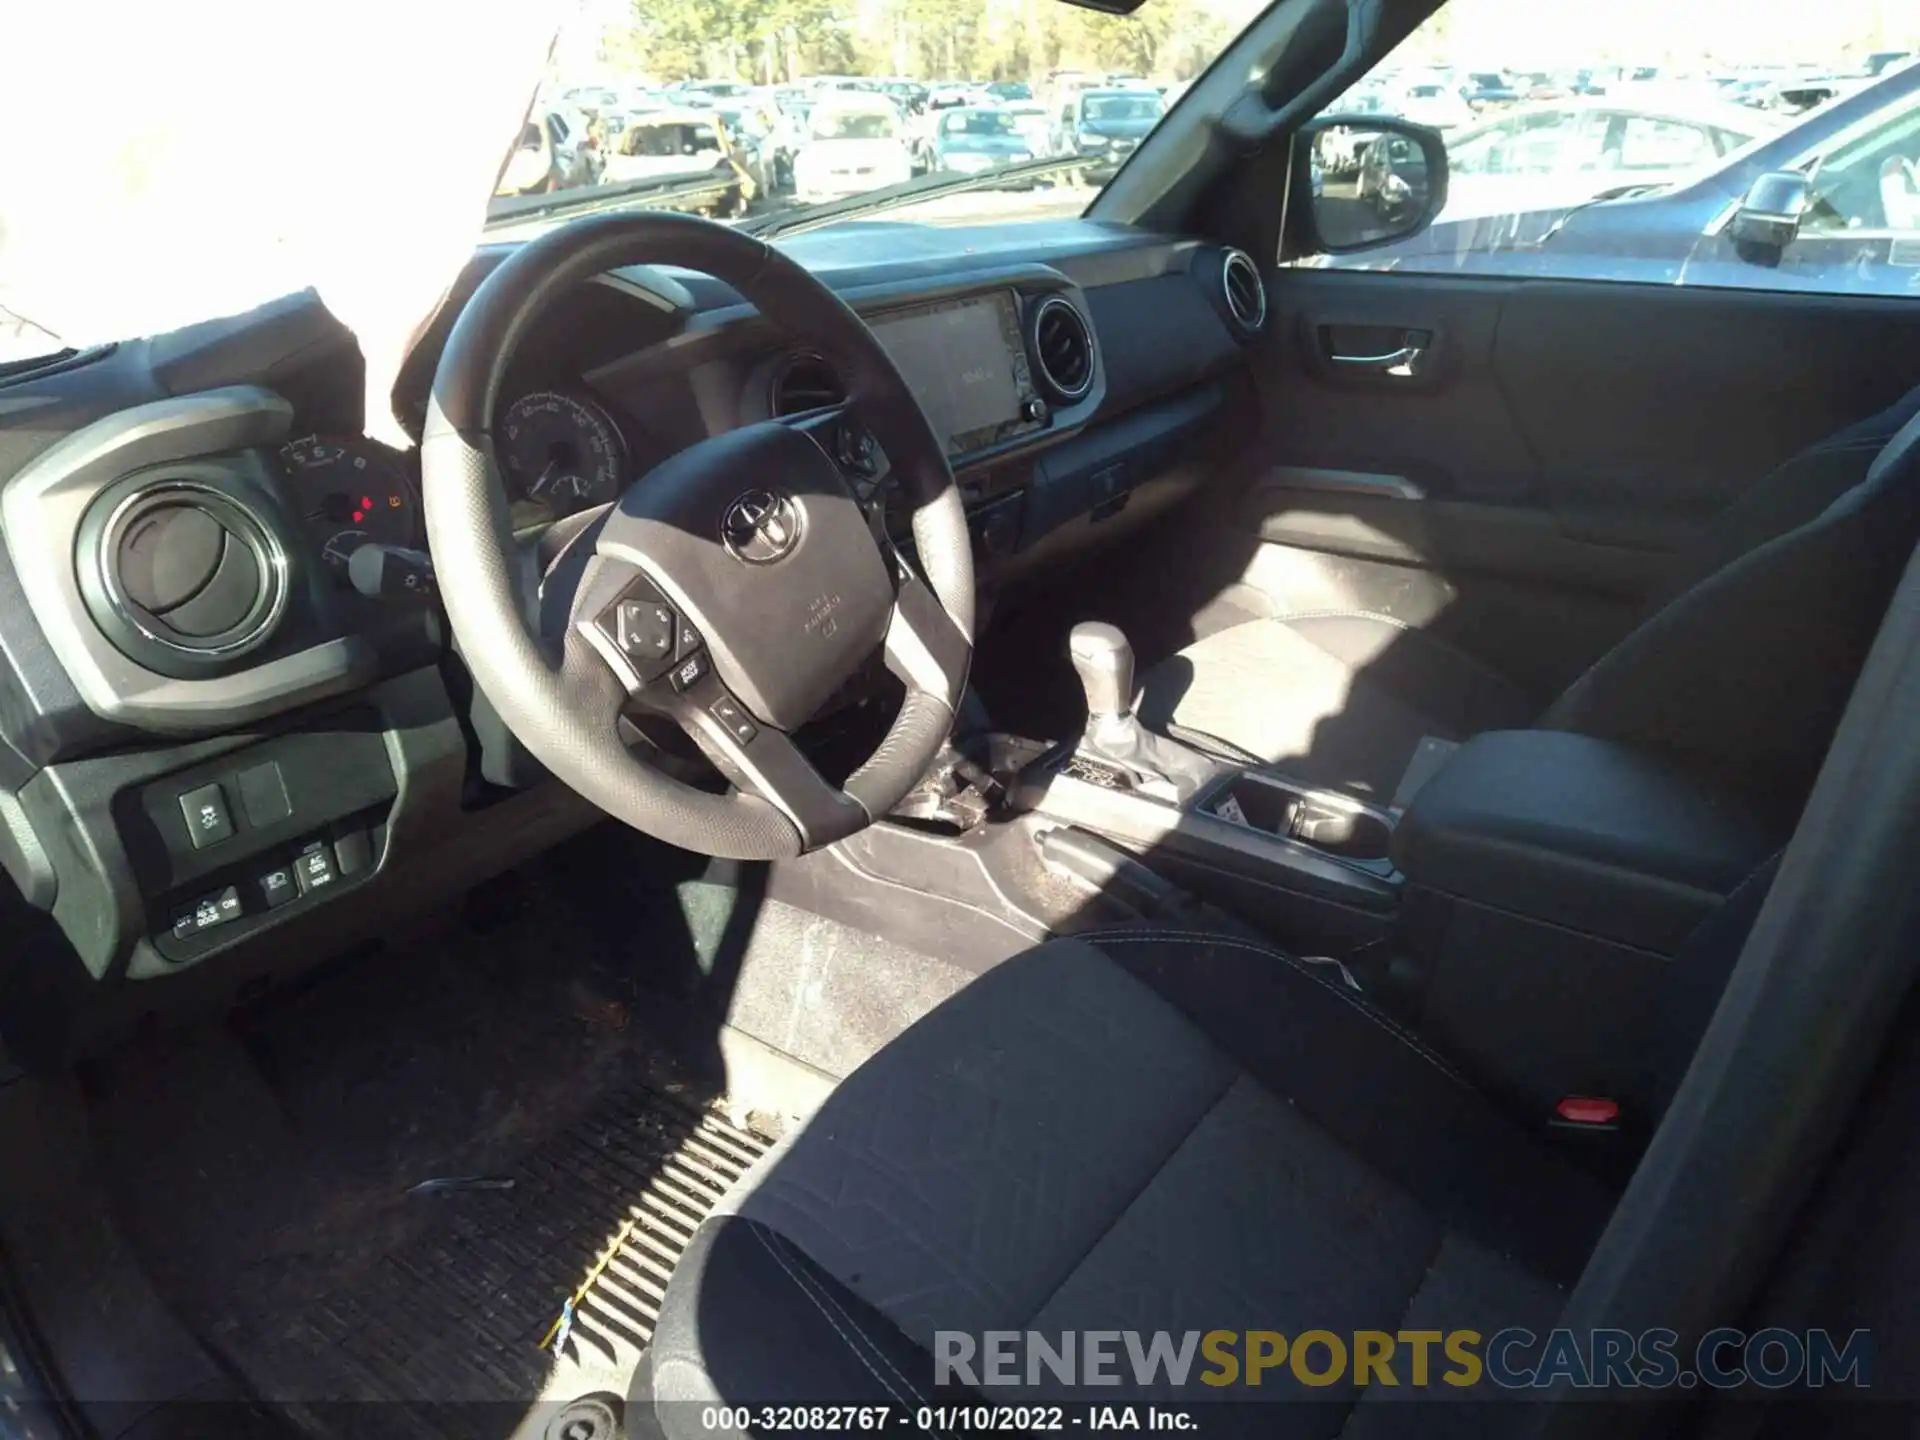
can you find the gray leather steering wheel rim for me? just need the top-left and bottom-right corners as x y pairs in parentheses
(420, 211), (975, 860)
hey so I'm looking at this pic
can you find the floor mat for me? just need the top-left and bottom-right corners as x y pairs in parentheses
(202, 1082), (766, 1439)
(84, 841), (786, 1440)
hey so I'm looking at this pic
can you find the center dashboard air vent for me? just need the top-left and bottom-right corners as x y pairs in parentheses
(1030, 296), (1095, 403)
(770, 352), (845, 416)
(1221, 249), (1267, 334)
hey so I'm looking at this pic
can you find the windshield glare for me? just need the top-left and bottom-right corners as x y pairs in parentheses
(484, 0), (1260, 237)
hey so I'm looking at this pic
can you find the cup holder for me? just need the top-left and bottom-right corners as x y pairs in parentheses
(1207, 775), (1394, 861)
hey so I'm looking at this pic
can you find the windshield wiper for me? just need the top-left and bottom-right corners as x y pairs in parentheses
(740, 155), (1089, 239)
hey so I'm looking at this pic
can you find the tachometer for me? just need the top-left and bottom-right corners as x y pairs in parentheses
(497, 391), (626, 518)
(278, 434), (417, 583)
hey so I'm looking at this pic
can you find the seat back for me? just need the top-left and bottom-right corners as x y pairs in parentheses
(1541, 390), (1920, 812)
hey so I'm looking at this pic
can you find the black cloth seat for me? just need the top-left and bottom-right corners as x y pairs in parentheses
(1137, 386), (1920, 802)
(643, 929), (1615, 1436)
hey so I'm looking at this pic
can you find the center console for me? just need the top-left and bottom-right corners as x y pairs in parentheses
(1003, 624), (1784, 1126)
(1387, 729), (1780, 1117)
(1014, 623), (1406, 956)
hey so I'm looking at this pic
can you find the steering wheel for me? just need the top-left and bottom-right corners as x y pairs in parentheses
(419, 212), (975, 861)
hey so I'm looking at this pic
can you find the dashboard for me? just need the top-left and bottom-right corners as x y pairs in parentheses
(0, 215), (1266, 1026)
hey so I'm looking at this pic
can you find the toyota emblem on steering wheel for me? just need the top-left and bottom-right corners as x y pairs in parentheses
(720, 489), (801, 564)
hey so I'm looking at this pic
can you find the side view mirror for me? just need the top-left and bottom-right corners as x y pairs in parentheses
(1298, 117), (1450, 253)
(1728, 169), (1812, 259)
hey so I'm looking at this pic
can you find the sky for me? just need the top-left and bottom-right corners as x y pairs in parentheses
(1403, 0), (1917, 69)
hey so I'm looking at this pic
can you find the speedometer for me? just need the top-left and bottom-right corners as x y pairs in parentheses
(497, 391), (626, 518)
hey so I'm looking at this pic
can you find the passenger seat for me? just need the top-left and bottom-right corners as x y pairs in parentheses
(1136, 384), (1920, 805)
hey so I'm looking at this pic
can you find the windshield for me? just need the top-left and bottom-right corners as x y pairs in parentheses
(1, 0), (1257, 369)
(480, 0), (1258, 242)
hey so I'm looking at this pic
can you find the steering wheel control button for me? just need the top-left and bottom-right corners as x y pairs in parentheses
(709, 696), (759, 745)
(174, 885), (244, 939)
(178, 782), (235, 849)
(673, 615), (704, 662)
(669, 649), (711, 693)
(614, 597), (678, 673)
(293, 842), (338, 895)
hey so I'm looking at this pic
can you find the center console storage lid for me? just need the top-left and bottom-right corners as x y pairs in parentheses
(1393, 730), (1779, 954)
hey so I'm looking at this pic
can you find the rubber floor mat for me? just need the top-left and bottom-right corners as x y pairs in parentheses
(230, 1083), (771, 1440)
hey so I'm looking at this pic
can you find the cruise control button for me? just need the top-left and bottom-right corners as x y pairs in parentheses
(668, 649), (710, 692)
(294, 843), (337, 894)
(708, 695), (758, 745)
(178, 782), (234, 849)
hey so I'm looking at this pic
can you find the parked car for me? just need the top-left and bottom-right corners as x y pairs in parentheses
(919, 106), (1037, 184)
(792, 95), (913, 204)
(1396, 79), (1476, 131)
(880, 80), (930, 115)
(985, 81), (1032, 103)
(1058, 87), (1166, 184)
(673, 79), (754, 102)
(1431, 97), (1776, 223)
(1459, 71), (1522, 111)
(600, 107), (753, 216)
(924, 84), (990, 114)
(1761, 76), (1857, 115)
(494, 108), (603, 198)
(1333, 60), (1920, 295)
(1002, 102), (1055, 159)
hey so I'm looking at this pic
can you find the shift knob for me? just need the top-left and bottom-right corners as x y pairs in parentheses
(1069, 622), (1135, 723)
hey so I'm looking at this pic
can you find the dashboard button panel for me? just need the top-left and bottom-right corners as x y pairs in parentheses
(293, 841), (337, 895)
(236, 762), (292, 826)
(258, 866), (297, 910)
(172, 885), (243, 939)
(178, 783), (235, 849)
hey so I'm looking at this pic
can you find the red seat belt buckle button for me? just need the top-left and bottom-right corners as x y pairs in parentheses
(1555, 1095), (1620, 1127)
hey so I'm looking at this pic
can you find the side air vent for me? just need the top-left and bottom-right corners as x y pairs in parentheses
(1221, 249), (1267, 334)
(82, 480), (287, 671)
(770, 352), (845, 416)
(1030, 296), (1095, 403)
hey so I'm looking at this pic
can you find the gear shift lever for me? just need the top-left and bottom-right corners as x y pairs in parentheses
(1067, 622), (1218, 800)
(1068, 622), (1136, 743)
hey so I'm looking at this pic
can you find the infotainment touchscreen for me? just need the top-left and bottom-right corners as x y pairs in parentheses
(868, 291), (1037, 455)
